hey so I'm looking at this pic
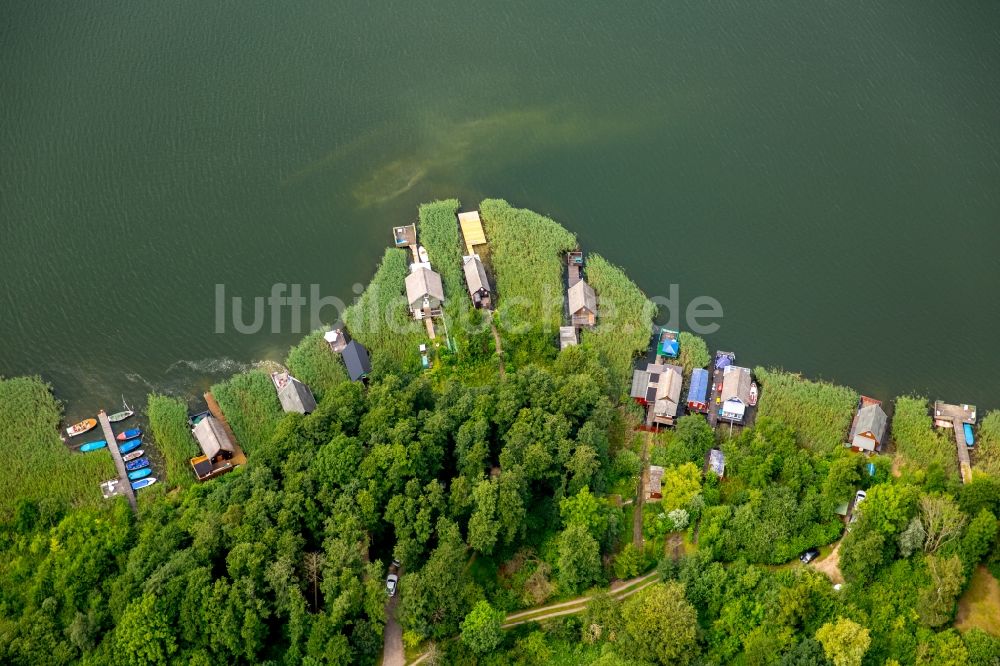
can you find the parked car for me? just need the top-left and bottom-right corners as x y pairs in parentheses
(800, 548), (820, 564)
(854, 490), (867, 505)
(386, 572), (398, 597)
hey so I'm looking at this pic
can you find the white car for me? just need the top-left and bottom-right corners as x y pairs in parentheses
(386, 572), (398, 597)
(855, 490), (867, 505)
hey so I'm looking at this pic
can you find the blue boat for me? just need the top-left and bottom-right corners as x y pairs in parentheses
(965, 423), (975, 447)
(118, 437), (142, 454)
(116, 428), (141, 441)
(127, 468), (152, 481)
(125, 457), (149, 471)
(130, 476), (157, 490)
(79, 440), (107, 452)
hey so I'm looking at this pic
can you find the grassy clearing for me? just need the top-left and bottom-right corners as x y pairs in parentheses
(211, 371), (282, 456)
(581, 254), (654, 393)
(479, 199), (576, 359)
(0, 376), (115, 516)
(972, 410), (1000, 477)
(285, 329), (347, 399)
(955, 565), (1000, 636)
(146, 394), (199, 490)
(343, 247), (426, 375)
(754, 367), (858, 454)
(892, 395), (958, 477)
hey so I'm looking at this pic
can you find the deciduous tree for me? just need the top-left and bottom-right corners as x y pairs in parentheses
(815, 617), (870, 666)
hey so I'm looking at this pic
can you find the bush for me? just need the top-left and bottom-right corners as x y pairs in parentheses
(343, 248), (427, 375)
(146, 394), (199, 489)
(754, 367), (859, 454)
(211, 371), (282, 455)
(892, 396), (957, 478)
(582, 254), (655, 393)
(677, 332), (710, 374)
(285, 330), (347, 400)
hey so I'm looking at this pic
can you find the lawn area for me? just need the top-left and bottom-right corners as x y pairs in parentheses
(343, 247), (427, 375)
(285, 329), (347, 400)
(581, 253), (655, 393)
(211, 371), (283, 456)
(0, 376), (115, 517)
(754, 367), (859, 454)
(956, 565), (1000, 636)
(146, 394), (199, 490)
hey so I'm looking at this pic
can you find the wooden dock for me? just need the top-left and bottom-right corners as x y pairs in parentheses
(98, 409), (137, 512)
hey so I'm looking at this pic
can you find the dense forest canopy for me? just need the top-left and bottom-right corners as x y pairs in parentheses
(1, 198), (998, 665)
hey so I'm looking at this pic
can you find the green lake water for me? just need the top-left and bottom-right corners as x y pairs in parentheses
(2, 1), (999, 421)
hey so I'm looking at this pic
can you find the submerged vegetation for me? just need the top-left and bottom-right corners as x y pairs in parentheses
(0, 376), (114, 517)
(1, 199), (998, 666)
(754, 367), (859, 454)
(343, 247), (426, 375)
(582, 253), (655, 391)
(146, 394), (199, 490)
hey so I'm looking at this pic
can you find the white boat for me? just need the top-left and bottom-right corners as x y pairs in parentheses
(748, 382), (759, 407)
(417, 245), (429, 263)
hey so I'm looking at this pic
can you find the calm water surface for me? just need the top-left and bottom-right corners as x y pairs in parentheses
(2, 1), (999, 420)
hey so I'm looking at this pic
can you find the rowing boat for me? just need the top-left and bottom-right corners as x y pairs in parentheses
(116, 428), (141, 441)
(118, 437), (142, 454)
(107, 399), (135, 423)
(125, 457), (149, 471)
(122, 449), (144, 462)
(79, 440), (107, 452)
(66, 418), (97, 438)
(127, 468), (152, 481)
(130, 477), (157, 490)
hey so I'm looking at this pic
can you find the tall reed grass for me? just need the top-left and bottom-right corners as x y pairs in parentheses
(754, 367), (858, 454)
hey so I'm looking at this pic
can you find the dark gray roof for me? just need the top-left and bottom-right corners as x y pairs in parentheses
(463, 255), (491, 297)
(630, 369), (651, 399)
(851, 403), (888, 443)
(278, 376), (318, 414)
(343, 340), (371, 381)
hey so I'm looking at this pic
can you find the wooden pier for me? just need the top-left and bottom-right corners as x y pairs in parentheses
(98, 409), (137, 512)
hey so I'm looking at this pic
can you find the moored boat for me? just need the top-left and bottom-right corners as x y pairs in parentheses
(122, 449), (144, 462)
(66, 418), (97, 437)
(118, 437), (142, 454)
(107, 400), (135, 423)
(127, 468), (152, 481)
(748, 382), (759, 406)
(125, 457), (149, 471)
(116, 428), (141, 441)
(79, 440), (107, 452)
(130, 477), (157, 490)
(418, 245), (429, 263)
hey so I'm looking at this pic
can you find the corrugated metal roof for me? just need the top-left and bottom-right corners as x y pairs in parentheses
(688, 368), (709, 404)
(278, 377), (318, 414)
(405, 267), (445, 307)
(851, 403), (888, 444)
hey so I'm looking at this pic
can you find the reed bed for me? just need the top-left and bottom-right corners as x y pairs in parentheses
(285, 329), (347, 399)
(343, 248), (426, 375)
(146, 394), (199, 490)
(892, 395), (958, 477)
(0, 376), (115, 516)
(417, 199), (465, 310)
(479, 199), (577, 337)
(973, 410), (1000, 477)
(581, 253), (655, 392)
(753, 367), (858, 454)
(211, 371), (282, 456)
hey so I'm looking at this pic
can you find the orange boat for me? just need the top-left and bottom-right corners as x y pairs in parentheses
(65, 418), (97, 438)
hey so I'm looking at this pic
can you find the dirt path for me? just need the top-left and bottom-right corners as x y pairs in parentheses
(810, 541), (844, 585)
(489, 314), (505, 378)
(381, 592), (404, 666)
(501, 571), (659, 628)
(632, 432), (652, 549)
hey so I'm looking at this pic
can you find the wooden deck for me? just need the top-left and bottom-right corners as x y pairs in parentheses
(954, 422), (973, 483)
(204, 392), (248, 467)
(98, 410), (137, 512)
